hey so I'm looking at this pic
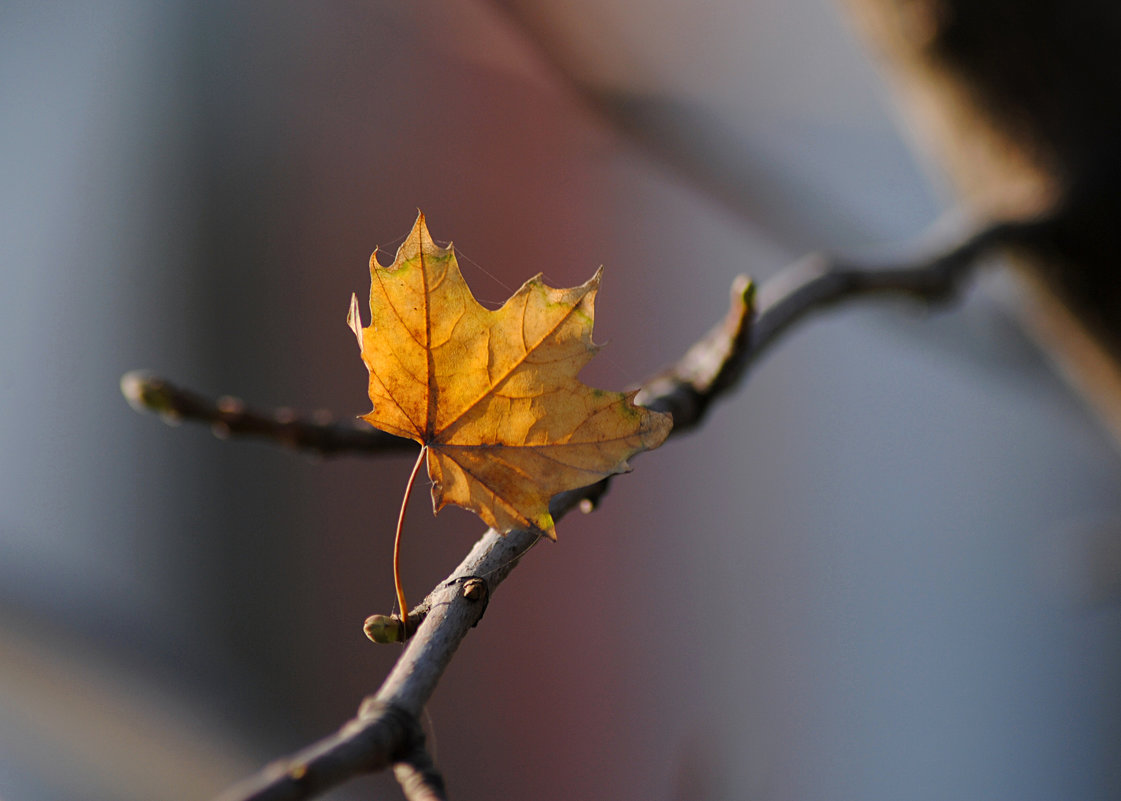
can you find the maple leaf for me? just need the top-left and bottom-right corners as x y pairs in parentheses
(349, 212), (672, 540)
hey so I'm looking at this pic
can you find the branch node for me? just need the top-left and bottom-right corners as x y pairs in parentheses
(364, 609), (426, 644)
(461, 577), (486, 602)
(217, 395), (247, 416)
(444, 575), (490, 627)
(636, 273), (755, 430)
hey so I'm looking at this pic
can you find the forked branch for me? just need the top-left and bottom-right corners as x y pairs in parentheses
(124, 211), (1049, 801)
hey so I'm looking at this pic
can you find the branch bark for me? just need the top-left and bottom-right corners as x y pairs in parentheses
(120, 209), (1047, 801)
(119, 372), (414, 457)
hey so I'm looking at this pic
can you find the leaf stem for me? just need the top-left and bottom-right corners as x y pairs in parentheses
(394, 446), (427, 641)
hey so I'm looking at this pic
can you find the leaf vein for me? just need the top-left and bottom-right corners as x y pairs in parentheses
(435, 289), (589, 439)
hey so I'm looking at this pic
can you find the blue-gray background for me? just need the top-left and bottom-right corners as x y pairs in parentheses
(3, 2), (1120, 799)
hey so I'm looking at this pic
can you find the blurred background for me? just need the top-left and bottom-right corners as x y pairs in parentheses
(3, 2), (1121, 799)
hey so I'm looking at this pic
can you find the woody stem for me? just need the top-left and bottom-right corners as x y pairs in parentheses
(394, 445), (427, 640)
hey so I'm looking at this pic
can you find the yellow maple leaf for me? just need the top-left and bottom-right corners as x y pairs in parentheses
(349, 212), (672, 540)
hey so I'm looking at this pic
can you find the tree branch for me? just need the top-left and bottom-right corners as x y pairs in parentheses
(635, 211), (1049, 428)
(189, 209), (1049, 801)
(119, 372), (413, 456)
(213, 530), (519, 801)
(750, 214), (1046, 355)
(392, 748), (448, 801)
(125, 214), (1047, 456)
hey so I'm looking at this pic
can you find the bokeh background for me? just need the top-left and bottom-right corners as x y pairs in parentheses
(3, 2), (1121, 800)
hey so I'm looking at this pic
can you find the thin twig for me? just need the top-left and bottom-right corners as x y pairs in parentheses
(119, 372), (413, 456)
(393, 748), (448, 801)
(749, 214), (1047, 359)
(636, 212), (1050, 428)
(201, 210), (1049, 801)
